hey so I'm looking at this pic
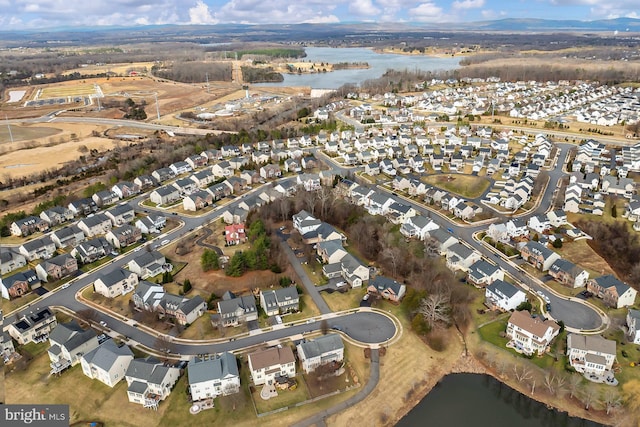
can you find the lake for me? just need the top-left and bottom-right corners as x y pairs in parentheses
(255, 47), (462, 89)
(396, 374), (604, 427)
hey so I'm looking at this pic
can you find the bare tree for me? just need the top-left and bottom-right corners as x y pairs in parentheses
(382, 247), (399, 278)
(316, 186), (334, 221)
(581, 385), (598, 410)
(154, 335), (176, 355)
(603, 389), (622, 415)
(320, 319), (328, 335)
(302, 189), (318, 216)
(567, 375), (582, 399)
(76, 308), (99, 326)
(424, 237), (440, 258)
(418, 293), (451, 329)
(278, 197), (291, 222)
(513, 365), (532, 382)
(543, 371), (558, 395)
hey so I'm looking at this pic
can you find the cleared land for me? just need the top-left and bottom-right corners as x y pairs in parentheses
(0, 125), (61, 144)
(559, 239), (616, 277)
(423, 174), (490, 199)
(37, 83), (98, 99)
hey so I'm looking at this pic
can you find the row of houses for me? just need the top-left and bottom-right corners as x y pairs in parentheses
(214, 287), (300, 327)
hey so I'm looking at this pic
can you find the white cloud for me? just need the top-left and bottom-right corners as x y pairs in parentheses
(452, 0), (484, 10)
(348, 0), (381, 17)
(408, 2), (450, 22)
(303, 14), (340, 23)
(480, 9), (506, 19)
(188, 0), (218, 24)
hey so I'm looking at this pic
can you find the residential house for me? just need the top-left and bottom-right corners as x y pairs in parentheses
(151, 167), (175, 183)
(400, 215), (439, 241)
(297, 334), (344, 374)
(18, 236), (56, 261)
(466, 260), (504, 288)
(111, 182), (140, 199)
(225, 223), (246, 245)
(186, 154), (208, 170)
(1, 269), (39, 300)
(216, 294), (258, 327)
(485, 280), (527, 312)
(445, 243), (482, 272)
(587, 275), (637, 308)
(10, 216), (49, 237)
(150, 186), (181, 206)
(528, 215), (551, 234)
(135, 214), (166, 235)
(105, 225), (142, 249)
(183, 190), (214, 212)
(567, 334), (616, 376)
(297, 173), (321, 191)
(316, 240), (348, 265)
(35, 253), (78, 282)
(71, 237), (112, 264)
(40, 206), (74, 226)
(211, 161), (234, 178)
(68, 198), (98, 216)
(626, 309), (640, 345)
(222, 207), (249, 225)
(520, 241), (561, 272)
(133, 175), (156, 190)
(169, 161), (192, 175)
(125, 357), (180, 408)
(128, 250), (167, 279)
(248, 346), (296, 386)
(549, 259), (589, 289)
(547, 210), (568, 227)
(132, 282), (206, 325)
(506, 310), (560, 356)
(105, 204), (135, 227)
(51, 225), (85, 249)
(259, 287), (300, 316)
(92, 190), (120, 207)
(0, 249), (27, 275)
(81, 340), (134, 387)
(260, 164), (282, 180)
(425, 229), (458, 256)
(8, 307), (57, 345)
(93, 268), (139, 298)
(367, 276), (406, 302)
(190, 169), (216, 188)
(48, 321), (99, 374)
(241, 170), (261, 186)
(340, 254), (370, 288)
(77, 213), (112, 237)
(188, 353), (240, 401)
(173, 178), (198, 196)
(201, 149), (223, 161)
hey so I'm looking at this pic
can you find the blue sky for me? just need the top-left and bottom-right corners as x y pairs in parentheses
(0, 0), (638, 30)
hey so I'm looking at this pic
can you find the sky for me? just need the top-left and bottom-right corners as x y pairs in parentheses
(0, 0), (638, 31)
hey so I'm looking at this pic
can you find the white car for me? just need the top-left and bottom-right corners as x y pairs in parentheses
(336, 281), (347, 288)
(99, 321), (107, 327)
(60, 283), (71, 290)
(161, 239), (170, 245)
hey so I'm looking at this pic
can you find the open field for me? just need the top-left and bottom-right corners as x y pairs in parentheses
(0, 136), (118, 178)
(0, 124), (61, 144)
(559, 239), (616, 277)
(37, 83), (98, 100)
(62, 62), (157, 76)
(423, 174), (490, 199)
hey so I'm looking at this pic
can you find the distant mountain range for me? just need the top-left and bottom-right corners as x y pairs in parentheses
(1, 18), (639, 44)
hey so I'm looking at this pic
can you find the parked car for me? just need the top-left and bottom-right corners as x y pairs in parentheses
(60, 283), (71, 290)
(99, 321), (107, 327)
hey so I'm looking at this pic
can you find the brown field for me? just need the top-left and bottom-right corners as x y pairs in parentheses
(0, 135), (117, 178)
(0, 125), (61, 144)
(560, 239), (616, 277)
(37, 83), (98, 99)
(62, 62), (157, 76)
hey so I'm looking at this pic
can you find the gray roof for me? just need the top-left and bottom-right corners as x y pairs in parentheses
(593, 275), (630, 296)
(486, 280), (521, 299)
(298, 334), (343, 360)
(21, 236), (54, 252)
(126, 357), (174, 385)
(188, 352), (238, 385)
(567, 333), (616, 356)
(369, 276), (404, 295)
(52, 225), (83, 240)
(217, 295), (256, 316)
(549, 259), (584, 277)
(447, 242), (475, 260)
(82, 339), (133, 371)
(128, 380), (148, 394)
(3, 269), (39, 288)
(97, 268), (134, 288)
(80, 213), (110, 228)
(523, 241), (556, 259)
(154, 185), (179, 197)
(131, 250), (164, 268)
(468, 260), (500, 279)
(106, 204), (134, 218)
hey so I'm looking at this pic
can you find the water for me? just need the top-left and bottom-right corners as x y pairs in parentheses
(255, 47), (462, 89)
(396, 374), (604, 427)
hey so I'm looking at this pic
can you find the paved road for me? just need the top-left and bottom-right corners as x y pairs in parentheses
(292, 348), (380, 427)
(277, 229), (331, 315)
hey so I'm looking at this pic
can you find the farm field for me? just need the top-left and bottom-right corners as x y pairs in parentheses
(36, 82), (98, 99)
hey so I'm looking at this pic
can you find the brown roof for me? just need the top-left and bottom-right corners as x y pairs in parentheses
(249, 347), (295, 371)
(508, 310), (559, 338)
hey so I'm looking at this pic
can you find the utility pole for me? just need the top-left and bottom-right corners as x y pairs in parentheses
(205, 72), (210, 93)
(5, 114), (13, 143)
(154, 93), (160, 120)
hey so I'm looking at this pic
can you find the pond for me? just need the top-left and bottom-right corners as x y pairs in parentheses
(395, 374), (604, 427)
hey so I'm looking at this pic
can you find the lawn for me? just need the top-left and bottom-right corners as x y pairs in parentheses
(80, 256), (113, 272)
(282, 294), (321, 323)
(322, 288), (366, 312)
(2, 292), (39, 315)
(252, 374), (311, 414)
(423, 174), (490, 199)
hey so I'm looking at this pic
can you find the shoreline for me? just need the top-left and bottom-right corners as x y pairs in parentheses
(393, 348), (619, 427)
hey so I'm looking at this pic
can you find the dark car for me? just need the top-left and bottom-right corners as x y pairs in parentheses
(545, 303), (552, 312)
